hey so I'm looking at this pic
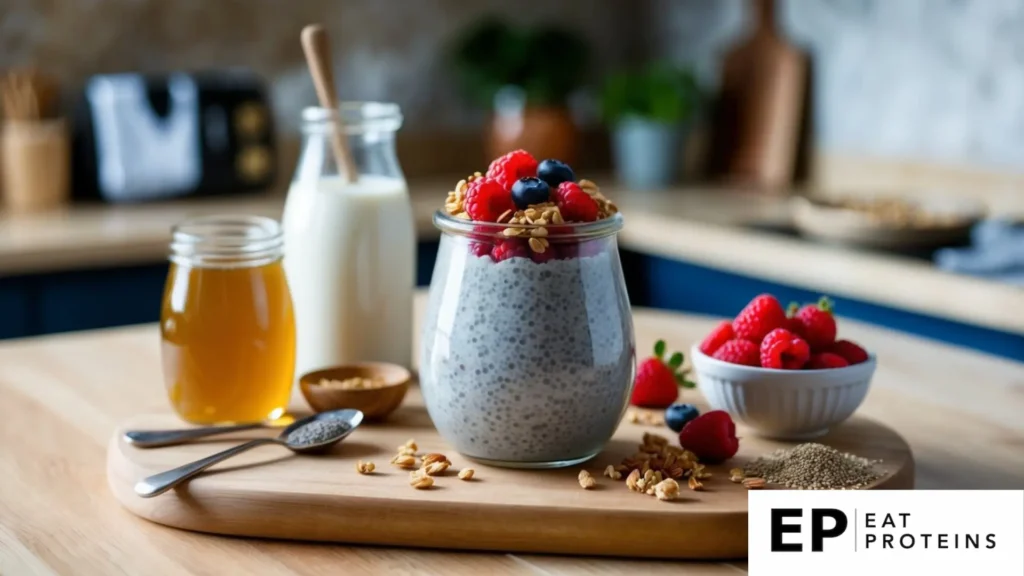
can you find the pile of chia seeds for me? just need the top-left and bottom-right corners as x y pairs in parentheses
(286, 419), (350, 447)
(743, 442), (881, 490)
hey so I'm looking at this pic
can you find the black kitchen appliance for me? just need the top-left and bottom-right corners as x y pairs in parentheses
(71, 69), (277, 203)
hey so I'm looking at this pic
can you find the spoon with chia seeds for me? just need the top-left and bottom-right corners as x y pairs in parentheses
(134, 409), (363, 498)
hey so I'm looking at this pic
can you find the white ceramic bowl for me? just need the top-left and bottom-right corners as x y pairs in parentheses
(691, 345), (877, 440)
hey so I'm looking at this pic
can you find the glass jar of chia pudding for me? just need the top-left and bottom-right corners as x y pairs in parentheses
(420, 206), (635, 468)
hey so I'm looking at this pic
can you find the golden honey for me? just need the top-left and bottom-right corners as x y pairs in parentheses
(160, 216), (295, 424)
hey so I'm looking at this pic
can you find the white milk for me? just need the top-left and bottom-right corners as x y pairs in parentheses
(282, 174), (415, 386)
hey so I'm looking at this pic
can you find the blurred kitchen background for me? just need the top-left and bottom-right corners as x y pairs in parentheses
(0, 0), (1021, 359)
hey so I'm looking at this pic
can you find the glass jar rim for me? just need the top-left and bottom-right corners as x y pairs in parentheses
(301, 101), (403, 134)
(433, 210), (623, 241)
(170, 215), (283, 268)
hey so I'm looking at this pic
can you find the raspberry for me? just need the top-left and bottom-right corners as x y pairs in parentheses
(711, 339), (760, 366)
(732, 294), (787, 343)
(530, 246), (557, 264)
(553, 182), (598, 222)
(792, 297), (837, 351)
(468, 240), (492, 258)
(760, 328), (811, 369)
(490, 239), (528, 262)
(829, 339), (869, 365)
(807, 352), (849, 370)
(464, 177), (514, 222)
(486, 149), (538, 190)
(699, 321), (735, 356)
(677, 411), (739, 463)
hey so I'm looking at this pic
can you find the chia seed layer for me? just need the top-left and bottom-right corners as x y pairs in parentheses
(419, 241), (634, 464)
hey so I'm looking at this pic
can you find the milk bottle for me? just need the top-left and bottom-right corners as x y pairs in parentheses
(282, 103), (415, 391)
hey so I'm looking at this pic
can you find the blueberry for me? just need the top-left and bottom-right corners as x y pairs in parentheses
(665, 403), (700, 433)
(511, 177), (551, 209)
(537, 159), (575, 188)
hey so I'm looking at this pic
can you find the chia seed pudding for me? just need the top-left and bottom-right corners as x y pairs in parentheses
(421, 156), (634, 467)
(421, 230), (634, 468)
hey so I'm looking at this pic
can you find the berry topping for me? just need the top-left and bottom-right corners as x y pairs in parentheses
(630, 340), (695, 409)
(760, 328), (811, 369)
(732, 294), (787, 343)
(665, 403), (700, 433)
(490, 239), (528, 262)
(486, 149), (538, 191)
(807, 352), (850, 370)
(464, 177), (514, 222)
(468, 240), (492, 258)
(529, 244), (557, 264)
(677, 410), (739, 463)
(791, 296), (837, 351)
(829, 339), (869, 365)
(711, 339), (760, 366)
(554, 181), (599, 222)
(699, 321), (735, 356)
(511, 177), (552, 210)
(536, 158), (575, 188)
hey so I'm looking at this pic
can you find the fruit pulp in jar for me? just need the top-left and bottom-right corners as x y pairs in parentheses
(160, 260), (295, 424)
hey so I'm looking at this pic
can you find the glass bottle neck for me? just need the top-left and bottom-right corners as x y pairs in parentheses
(169, 215), (284, 268)
(295, 102), (405, 183)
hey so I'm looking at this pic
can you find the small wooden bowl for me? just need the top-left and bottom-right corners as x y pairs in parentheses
(299, 363), (411, 421)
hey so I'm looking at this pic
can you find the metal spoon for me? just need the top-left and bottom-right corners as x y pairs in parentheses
(134, 409), (363, 499)
(124, 420), (283, 448)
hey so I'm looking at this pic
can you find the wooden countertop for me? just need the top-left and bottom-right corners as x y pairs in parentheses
(1, 294), (1022, 574)
(1, 178), (1021, 335)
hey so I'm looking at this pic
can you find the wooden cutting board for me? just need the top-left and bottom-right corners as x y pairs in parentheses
(706, 0), (809, 190)
(107, 388), (914, 560)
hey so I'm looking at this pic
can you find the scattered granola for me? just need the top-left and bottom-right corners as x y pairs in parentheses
(578, 469), (597, 489)
(617, 432), (698, 482)
(742, 477), (766, 490)
(423, 461), (451, 476)
(390, 454), (417, 469)
(654, 478), (680, 501)
(458, 468), (475, 481)
(729, 468), (745, 483)
(409, 471), (434, 489)
(355, 460), (375, 474)
(603, 465), (622, 480)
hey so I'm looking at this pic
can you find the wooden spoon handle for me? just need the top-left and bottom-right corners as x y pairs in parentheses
(301, 24), (358, 183)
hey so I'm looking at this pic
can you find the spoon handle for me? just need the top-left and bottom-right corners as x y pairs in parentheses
(124, 422), (266, 448)
(134, 438), (278, 498)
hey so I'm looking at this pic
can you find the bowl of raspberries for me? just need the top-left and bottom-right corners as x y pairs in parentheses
(689, 293), (876, 439)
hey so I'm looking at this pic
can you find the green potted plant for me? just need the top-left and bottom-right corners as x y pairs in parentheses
(601, 64), (700, 189)
(450, 18), (589, 164)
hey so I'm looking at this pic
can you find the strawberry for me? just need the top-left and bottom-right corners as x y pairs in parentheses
(732, 294), (787, 343)
(711, 339), (760, 366)
(807, 352), (849, 369)
(829, 339), (869, 365)
(677, 410), (739, 463)
(760, 328), (811, 369)
(792, 296), (837, 351)
(630, 340), (695, 409)
(699, 321), (735, 355)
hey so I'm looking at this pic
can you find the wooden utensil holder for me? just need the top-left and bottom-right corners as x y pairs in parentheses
(1, 119), (70, 213)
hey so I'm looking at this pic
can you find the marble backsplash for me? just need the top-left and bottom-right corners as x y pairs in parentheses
(653, 0), (1024, 173)
(4, 0), (1024, 173)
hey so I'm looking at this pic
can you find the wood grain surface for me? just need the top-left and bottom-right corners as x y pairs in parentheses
(106, 396), (912, 560)
(2, 295), (1023, 574)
